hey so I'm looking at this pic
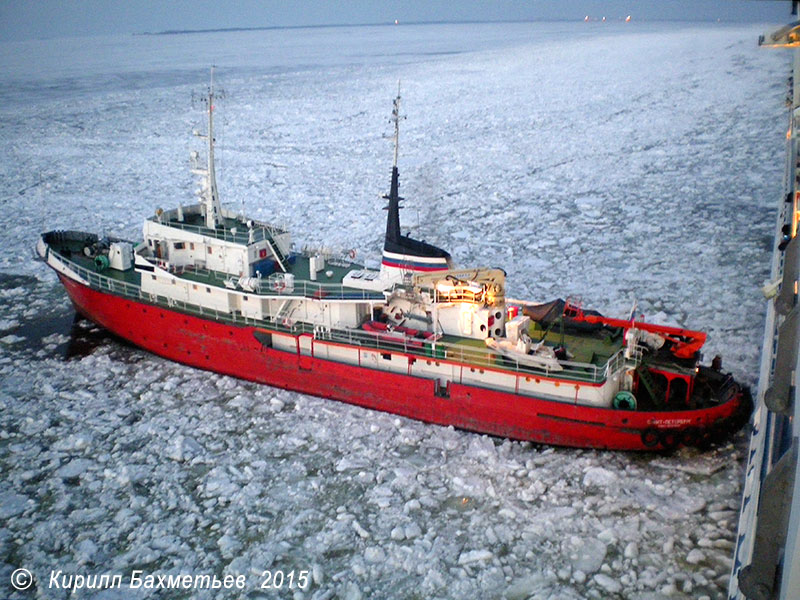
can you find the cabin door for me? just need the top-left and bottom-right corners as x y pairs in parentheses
(297, 334), (313, 370)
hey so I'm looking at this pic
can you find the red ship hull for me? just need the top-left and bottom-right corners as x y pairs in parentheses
(58, 273), (750, 451)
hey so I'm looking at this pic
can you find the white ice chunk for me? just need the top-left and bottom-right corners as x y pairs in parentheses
(0, 492), (30, 518)
(352, 520), (370, 539)
(568, 537), (607, 574)
(458, 549), (493, 565)
(593, 573), (622, 594)
(56, 458), (93, 479)
(217, 533), (241, 559)
(624, 542), (639, 559)
(582, 466), (619, 488)
(364, 546), (385, 563)
(404, 523), (422, 539)
(686, 549), (705, 565)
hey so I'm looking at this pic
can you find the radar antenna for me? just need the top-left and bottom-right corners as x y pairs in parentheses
(391, 80), (404, 168)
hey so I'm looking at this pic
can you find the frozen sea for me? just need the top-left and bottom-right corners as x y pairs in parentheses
(0, 21), (788, 600)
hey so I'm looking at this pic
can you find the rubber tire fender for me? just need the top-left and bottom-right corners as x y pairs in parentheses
(641, 428), (660, 448)
(709, 419), (730, 445)
(680, 427), (701, 447)
(659, 429), (680, 451)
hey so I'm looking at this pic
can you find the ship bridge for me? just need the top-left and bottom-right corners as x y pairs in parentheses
(143, 203), (292, 278)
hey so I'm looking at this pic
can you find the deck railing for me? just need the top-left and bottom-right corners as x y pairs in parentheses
(151, 216), (286, 246)
(164, 263), (385, 301)
(48, 248), (623, 384)
(320, 325), (624, 383)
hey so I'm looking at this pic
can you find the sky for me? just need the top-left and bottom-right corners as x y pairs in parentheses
(0, 0), (793, 42)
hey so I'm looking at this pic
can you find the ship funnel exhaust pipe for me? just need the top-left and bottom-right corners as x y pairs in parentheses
(379, 86), (451, 275)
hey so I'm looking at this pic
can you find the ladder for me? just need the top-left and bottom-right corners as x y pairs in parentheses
(266, 237), (287, 273)
(636, 356), (665, 407)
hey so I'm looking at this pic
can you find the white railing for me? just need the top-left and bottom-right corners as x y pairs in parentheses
(151, 216), (286, 246)
(159, 261), (385, 301)
(320, 324), (624, 384)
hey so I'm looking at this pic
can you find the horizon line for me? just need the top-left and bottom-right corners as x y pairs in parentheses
(137, 17), (778, 37)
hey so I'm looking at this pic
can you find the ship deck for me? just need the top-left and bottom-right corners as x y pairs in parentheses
(159, 211), (385, 299)
(174, 254), (381, 300)
(49, 234), (384, 301)
(49, 238), (142, 287)
(440, 328), (621, 370)
(528, 322), (623, 366)
(44, 234), (625, 383)
(157, 212), (280, 245)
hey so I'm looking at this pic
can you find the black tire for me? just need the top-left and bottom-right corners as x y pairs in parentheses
(641, 428), (660, 448)
(680, 427), (701, 447)
(659, 429), (680, 451)
(709, 419), (730, 445)
(696, 427), (714, 450)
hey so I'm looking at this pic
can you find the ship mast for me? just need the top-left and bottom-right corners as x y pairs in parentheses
(384, 82), (403, 244)
(379, 82), (451, 276)
(392, 81), (401, 168)
(194, 66), (222, 229)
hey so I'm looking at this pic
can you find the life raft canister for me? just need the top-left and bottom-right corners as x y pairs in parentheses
(613, 391), (637, 410)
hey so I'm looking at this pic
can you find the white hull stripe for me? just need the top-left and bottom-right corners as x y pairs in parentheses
(382, 249), (449, 264)
(381, 252), (449, 272)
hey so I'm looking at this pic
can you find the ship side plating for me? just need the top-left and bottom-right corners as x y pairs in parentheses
(730, 18), (800, 600)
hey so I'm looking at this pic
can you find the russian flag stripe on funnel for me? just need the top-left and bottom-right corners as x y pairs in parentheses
(381, 250), (449, 272)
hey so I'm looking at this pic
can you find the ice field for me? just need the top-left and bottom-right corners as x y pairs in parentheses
(0, 21), (789, 599)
